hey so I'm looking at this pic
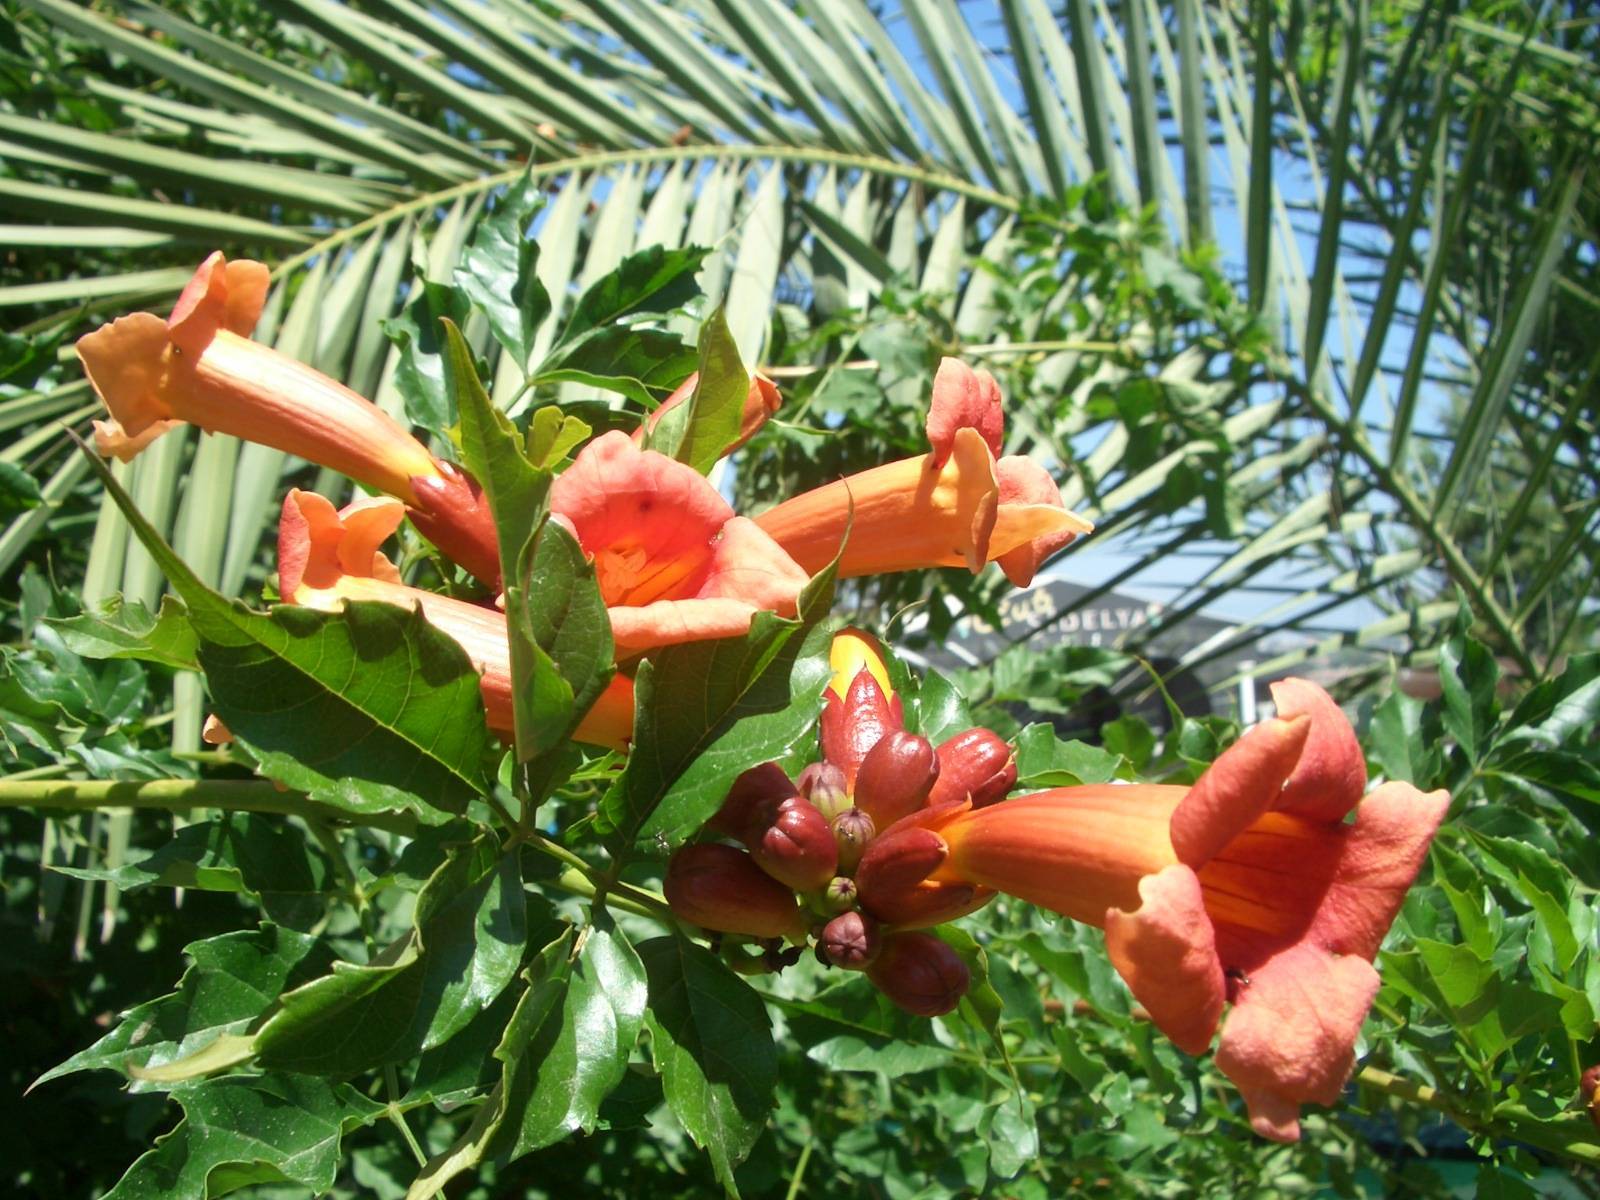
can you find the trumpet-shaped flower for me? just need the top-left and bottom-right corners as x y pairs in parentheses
(278, 489), (631, 750)
(819, 628), (904, 784)
(78, 253), (500, 586)
(753, 358), (1092, 584)
(548, 431), (809, 656)
(899, 678), (1447, 1141)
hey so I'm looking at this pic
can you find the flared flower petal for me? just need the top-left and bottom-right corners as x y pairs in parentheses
(993, 456), (1090, 586)
(926, 357), (1003, 465)
(1169, 715), (1309, 868)
(1269, 678), (1367, 821)
(1214, 944), (1381, 1141)
(1104, 864), (1226, 1055)
(551, 431), (808, 655)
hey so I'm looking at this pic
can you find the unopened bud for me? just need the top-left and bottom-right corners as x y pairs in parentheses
(664, 844), (805, 940)
(866, 931), (970, 1016)
(831, 808), (876, 873)
(797, 761), (850, 822)
(821, 875), (858, 914)
(820, 911), (882, 970)
(820, 630), (903, 785)
(927, 728), (1016, 809)
(1583, 1065), (1600, 1132)
(853, 731), (939, 827)
(713, 764), (838, 891)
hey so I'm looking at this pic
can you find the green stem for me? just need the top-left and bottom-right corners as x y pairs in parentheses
(1357, 1067), (1600, 1167)
(523, 831), (679, 925)
(0, 779), (417, 835)
(784, 1137), (814, 1200)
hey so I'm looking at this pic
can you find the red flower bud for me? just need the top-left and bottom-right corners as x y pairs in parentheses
(830, 808), (876, 873)
(711, 764), (839, 891)
(664, 844), (805, 940)
(866, 931), (970, 1016)
(927, 728), (1016, 809)
(820, 911), (882, 969)
(854, 731), (939, 827)
(798, 761), (850, 822)
(1583, 1065), (1600, 1132)
(820, 669), (904, 786)
(854, 824), (945, 901)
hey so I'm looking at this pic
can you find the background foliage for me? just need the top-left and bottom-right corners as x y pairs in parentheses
(2, 0), (1597, 1196)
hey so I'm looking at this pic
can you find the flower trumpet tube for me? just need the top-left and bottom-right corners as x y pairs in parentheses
(754, 359), (1092, 585)
(278, 489), (631, 751)
(663, 843), (807, 941)
(78, 252), (501, 586)
(631, 371), (782, 455)
(548, 431), (809, 657)
(919, 679), (1449, 1141)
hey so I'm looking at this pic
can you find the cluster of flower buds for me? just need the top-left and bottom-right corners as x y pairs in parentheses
(663, 630), (1018, 1017)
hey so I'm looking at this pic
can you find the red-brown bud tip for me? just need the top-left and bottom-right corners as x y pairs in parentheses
(710, 763), (797, 838)
(1583, 1065), (1600, 1131)
(927, 728), (1016, 809)
(663, 843), (805, 940)
(820, 668), (904, 786)
(820, 911), (882, 970)
(830, 808), (877, 873)
(854, 824), (945, 903)
(407, 459), (502, 588)
(866, 932), (970, 1016)
(854, 731), (939, 827)
(754, 797), (838, 891)
(711, 765), (837, 891)
(797, 761), (850, 822)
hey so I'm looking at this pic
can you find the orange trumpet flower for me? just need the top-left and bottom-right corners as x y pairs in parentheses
(547, 431), (809, 657)
(77, 252), (500, 585)
(754, 358), (1093, 585)
(278, 489), (631, 751)
(882, 679), (1449, 1141)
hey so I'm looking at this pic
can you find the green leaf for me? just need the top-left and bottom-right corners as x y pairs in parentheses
(102, 1075), (382, 1200)
(533, 325), (698, 407)
(1013, 724), (1123, 785)
(806, 1036), (954, 1076)
(495, 924), (648, 1156)
(255, 836), (525, 1075)
(34, 925), (333, 1091)
(605, 561), (840, 854)
(909, 668), (973, 744)
(454, 172), (551, 369)
(410, 836), (528, 1050)
(50, 594), (199, 672)
(639, 936), (776, 1195)
(526, 406), (591, 470)
(79, 439), (497, 824)
(252, 935), (424, 1079)
(655, 307), (748, 474)
(1438, 627), (1500, 763)
(52, 813), (333, 918)
(1369, 688), (1439, 785)
(556, 243), (710, 346)
(0, 326), (65, 389)
(0, 461), (43, 516)
(515, 520), (615, 766)
(382, 279), (472, 437)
